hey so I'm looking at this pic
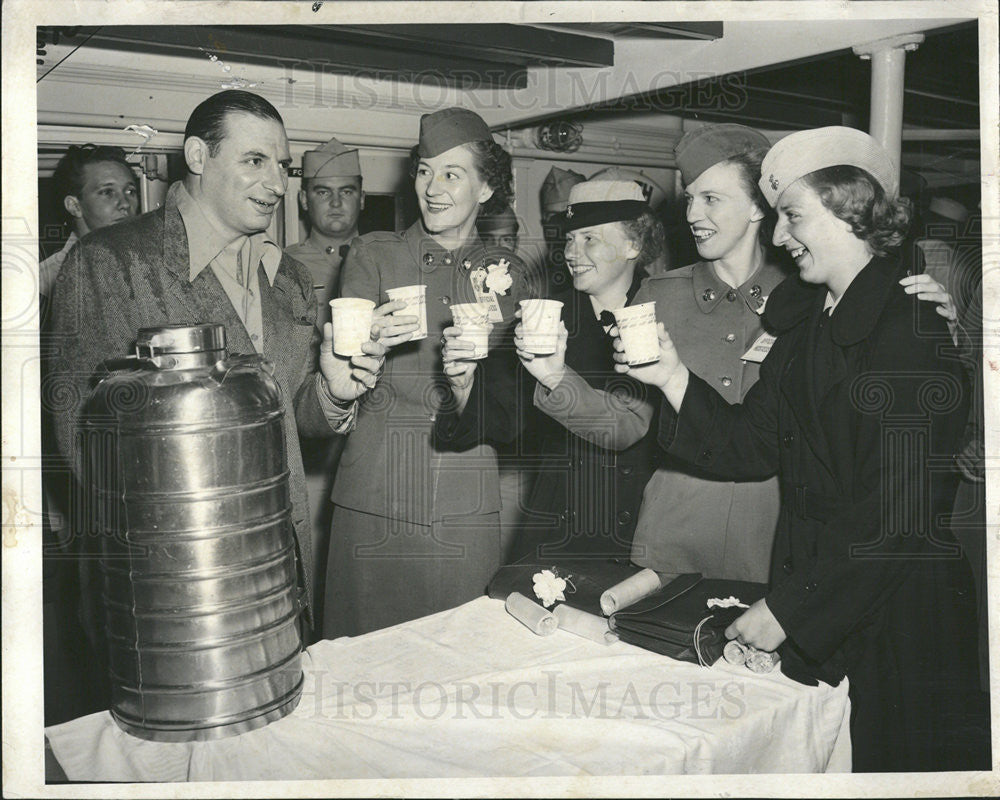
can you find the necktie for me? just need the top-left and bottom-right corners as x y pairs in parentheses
(599, 310), (616, 328)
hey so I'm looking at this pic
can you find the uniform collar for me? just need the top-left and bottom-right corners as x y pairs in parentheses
(691, 258), (782, 314)
(404, 220), (486, 274)
(764, 255), (902, 345)
(172, 182), (281, 285)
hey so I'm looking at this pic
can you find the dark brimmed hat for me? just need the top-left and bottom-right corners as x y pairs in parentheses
(417, 107), (494, 159)
(674, 123), (771, 186)
(561, 180), (648, 232)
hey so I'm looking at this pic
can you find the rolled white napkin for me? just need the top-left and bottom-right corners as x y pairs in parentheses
(553, 604), (618, 645)
(505, 592), (557, 636)
(600, 568), (669, 616)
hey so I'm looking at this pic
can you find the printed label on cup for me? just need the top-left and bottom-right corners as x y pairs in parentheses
(612, 301), (660, 366)
(330, 297), (375, 357)
(518, 299), (563, 355)
(386, 284), (428, 340)
(450, 302), (491, 360)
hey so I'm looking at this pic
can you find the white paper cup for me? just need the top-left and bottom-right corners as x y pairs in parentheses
(329, 297), (375, 357)
(450, 302), (491, 359)
(518, 299), (563, 355)
(386, 284), (428, 340)
(612, 301), (660, 366)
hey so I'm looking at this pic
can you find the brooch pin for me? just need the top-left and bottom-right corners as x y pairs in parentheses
(769, 174), (779, 191)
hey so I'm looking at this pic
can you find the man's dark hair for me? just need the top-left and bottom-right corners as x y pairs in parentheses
(51, 144), (134, 201)
(184, 90), (284, 156)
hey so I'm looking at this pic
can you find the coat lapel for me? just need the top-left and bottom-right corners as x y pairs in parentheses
(156, 199), (255, 352)
(778, 300), (841, 486)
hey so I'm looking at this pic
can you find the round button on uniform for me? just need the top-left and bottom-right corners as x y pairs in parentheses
(720, 376), (732, 387)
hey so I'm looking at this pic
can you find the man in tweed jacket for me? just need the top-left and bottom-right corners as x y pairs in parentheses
(47, 91), (394, 652)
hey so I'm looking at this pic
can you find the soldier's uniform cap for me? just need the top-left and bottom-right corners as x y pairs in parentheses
(674, 123), (771, 186)
(417, 107), (494, 159)
(540, 166), (586, 215)
(476, 205), (519, 235)
(759, 126), (898, 207)
(302, 136), (361, 179)
(561, 179), (648, 232)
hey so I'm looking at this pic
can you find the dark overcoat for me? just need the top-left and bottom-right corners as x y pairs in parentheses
(663, 256), (988, 771)
(48, 184), (336, 616)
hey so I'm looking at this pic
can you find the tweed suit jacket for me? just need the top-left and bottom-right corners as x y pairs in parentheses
(48, 184), (336, 610)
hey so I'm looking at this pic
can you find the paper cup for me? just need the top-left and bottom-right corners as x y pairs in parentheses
(450, 302), (491, 359)
(386, 284), (428, 340)
(518, 299), (563, 355)
(329, 297), (375, 357)
(612, 301), (660, 366)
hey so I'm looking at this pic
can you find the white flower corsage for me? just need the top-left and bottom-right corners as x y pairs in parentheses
(485, 258), (513, 296)
(532, 567), (576, 608)
(707, 596), (750, 609)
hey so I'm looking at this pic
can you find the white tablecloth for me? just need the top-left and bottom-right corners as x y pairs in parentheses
(46, 596), (850, 780)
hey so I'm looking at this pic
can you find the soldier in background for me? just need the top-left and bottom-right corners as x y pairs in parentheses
(285, 137), (364, 325)
(539, 166), (586, 294)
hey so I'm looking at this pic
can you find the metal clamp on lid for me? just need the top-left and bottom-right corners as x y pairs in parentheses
(135, 323), (227, 369)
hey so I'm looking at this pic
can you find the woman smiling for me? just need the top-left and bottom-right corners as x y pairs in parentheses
(616, 126), (988, 772)
(324, 107), (533, 638)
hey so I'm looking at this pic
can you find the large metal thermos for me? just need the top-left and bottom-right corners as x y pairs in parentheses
(82, 323), (303, 741)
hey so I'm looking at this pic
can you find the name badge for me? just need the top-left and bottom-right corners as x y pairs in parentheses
(741, 332), (776, 363)
(470, 266), (506, 323)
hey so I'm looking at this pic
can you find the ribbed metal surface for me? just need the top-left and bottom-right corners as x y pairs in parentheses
(83, 324), (303, 742)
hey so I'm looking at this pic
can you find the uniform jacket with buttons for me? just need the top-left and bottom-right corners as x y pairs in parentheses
(627, 258), (788, 580)
(48, 188), (337, 612)
(332, 221), (534, 524)
(662, 256), (970, 683)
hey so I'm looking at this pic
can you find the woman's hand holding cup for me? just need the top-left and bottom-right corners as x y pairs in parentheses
(612, 322), (689, 410)
(514, 312), (568, 391)
(441, 325), (483, 392)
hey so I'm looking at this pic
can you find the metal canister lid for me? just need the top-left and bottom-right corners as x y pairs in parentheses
(136, 324), (226, 356)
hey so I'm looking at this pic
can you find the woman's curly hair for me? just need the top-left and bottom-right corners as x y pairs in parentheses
(409, 140), (513, 217)
(801, 165), (910, 256)
(619, 210), (666, 275)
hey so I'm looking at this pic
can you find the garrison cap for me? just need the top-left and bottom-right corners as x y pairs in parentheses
(302, 136), (361, 179)
(759, 126), (898, 206)
(540, 166), (586, 215)
(417, 107), (493, 159)
(674, 123), (771, 186)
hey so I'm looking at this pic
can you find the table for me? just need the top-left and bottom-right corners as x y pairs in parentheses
(46, 596), (851, 780)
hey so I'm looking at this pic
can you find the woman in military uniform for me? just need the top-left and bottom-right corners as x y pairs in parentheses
(323, 107), (533, 638)
(627, 124), (789, 582)
(619, 127), (988, 772)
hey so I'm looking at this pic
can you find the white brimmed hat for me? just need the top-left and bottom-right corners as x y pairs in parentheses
(759, 126), (898, 206)
(562, 179), (648, 231)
